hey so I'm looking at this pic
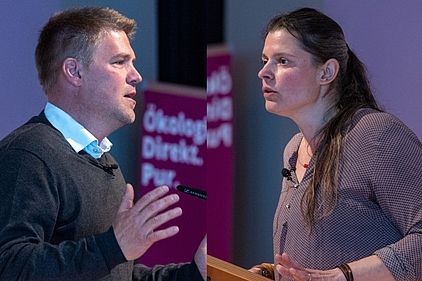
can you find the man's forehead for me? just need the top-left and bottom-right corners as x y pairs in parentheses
(93, 30), (134, 56)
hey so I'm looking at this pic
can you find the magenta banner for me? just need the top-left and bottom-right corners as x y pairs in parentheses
(207, 45), (234, 261)
(139, 82), (206, 266)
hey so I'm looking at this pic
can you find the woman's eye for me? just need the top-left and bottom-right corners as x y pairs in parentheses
(279, 58), (288, 65)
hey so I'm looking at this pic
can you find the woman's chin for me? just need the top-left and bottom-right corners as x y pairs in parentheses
(265, 102), (282, 116)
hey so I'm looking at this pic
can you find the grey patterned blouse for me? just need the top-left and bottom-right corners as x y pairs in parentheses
(274, 108), (422, 281)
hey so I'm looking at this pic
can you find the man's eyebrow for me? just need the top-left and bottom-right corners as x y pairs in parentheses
(111, 53), (136, 61)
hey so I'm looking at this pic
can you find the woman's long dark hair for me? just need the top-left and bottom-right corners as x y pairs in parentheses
(264, 8), (382, 230)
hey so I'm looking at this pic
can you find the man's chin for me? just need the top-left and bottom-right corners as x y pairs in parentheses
(115, 111), (136, 127)
(127, 112), (136, 124)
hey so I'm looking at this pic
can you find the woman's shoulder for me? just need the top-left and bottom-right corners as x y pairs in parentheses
(349, 108), (419, 142)
(351, 108), (407, 128)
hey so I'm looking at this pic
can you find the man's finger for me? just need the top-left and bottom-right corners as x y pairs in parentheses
(146, 225), (180, 243)
(132, 185), (170, 213)
(144, 206), (182, 231)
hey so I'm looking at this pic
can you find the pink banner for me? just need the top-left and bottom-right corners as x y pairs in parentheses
(139, 82), (206, 266)
(207, 45), (234, 261)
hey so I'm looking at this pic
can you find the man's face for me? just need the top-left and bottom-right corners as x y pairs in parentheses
(78, 30), (142, 130)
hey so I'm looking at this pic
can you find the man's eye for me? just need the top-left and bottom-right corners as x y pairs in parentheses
(261, 60), (268, 65)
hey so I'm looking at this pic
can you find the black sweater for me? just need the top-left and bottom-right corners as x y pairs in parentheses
(0, 112), (201, 280)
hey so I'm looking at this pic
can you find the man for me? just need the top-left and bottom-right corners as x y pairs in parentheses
(0, 7), (205, 280)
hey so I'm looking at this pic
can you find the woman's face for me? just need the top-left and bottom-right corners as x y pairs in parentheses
(258, 29), (325, 120)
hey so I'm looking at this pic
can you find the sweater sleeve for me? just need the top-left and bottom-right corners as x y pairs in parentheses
(132, 260), (203, 281)
(370, 118), (422, 281)
(0, 149), (126, 280)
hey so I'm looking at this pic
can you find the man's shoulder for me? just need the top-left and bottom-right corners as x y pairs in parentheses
(0, 114), (65, 155)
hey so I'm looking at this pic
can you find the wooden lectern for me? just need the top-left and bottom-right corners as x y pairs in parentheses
(207, 255), (270, 281)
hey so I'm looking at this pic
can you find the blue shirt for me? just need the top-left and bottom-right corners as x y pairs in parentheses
(44, 102), (112, 159)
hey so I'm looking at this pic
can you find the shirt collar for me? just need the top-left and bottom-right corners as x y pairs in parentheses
(44, 102), (112, 157)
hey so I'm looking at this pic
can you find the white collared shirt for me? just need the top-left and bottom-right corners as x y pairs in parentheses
(44, 102), (112, 159)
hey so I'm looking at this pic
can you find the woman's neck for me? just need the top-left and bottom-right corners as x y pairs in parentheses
(296, 104), (338, 151)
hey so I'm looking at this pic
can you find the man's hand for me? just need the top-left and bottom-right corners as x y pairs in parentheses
(113, 184), (182, 261)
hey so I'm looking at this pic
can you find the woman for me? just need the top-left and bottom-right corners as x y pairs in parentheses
(252, 7), (422, 281)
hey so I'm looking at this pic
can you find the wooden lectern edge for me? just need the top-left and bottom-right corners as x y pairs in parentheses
(207, 255), (271, 281)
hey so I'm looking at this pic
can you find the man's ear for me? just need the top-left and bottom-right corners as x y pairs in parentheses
(318, 58), (339, 85)
(62, 58), (82, 86)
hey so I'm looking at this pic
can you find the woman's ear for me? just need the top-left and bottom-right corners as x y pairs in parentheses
(319, 58), (339, 85)
(62, 58), (83, 87)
